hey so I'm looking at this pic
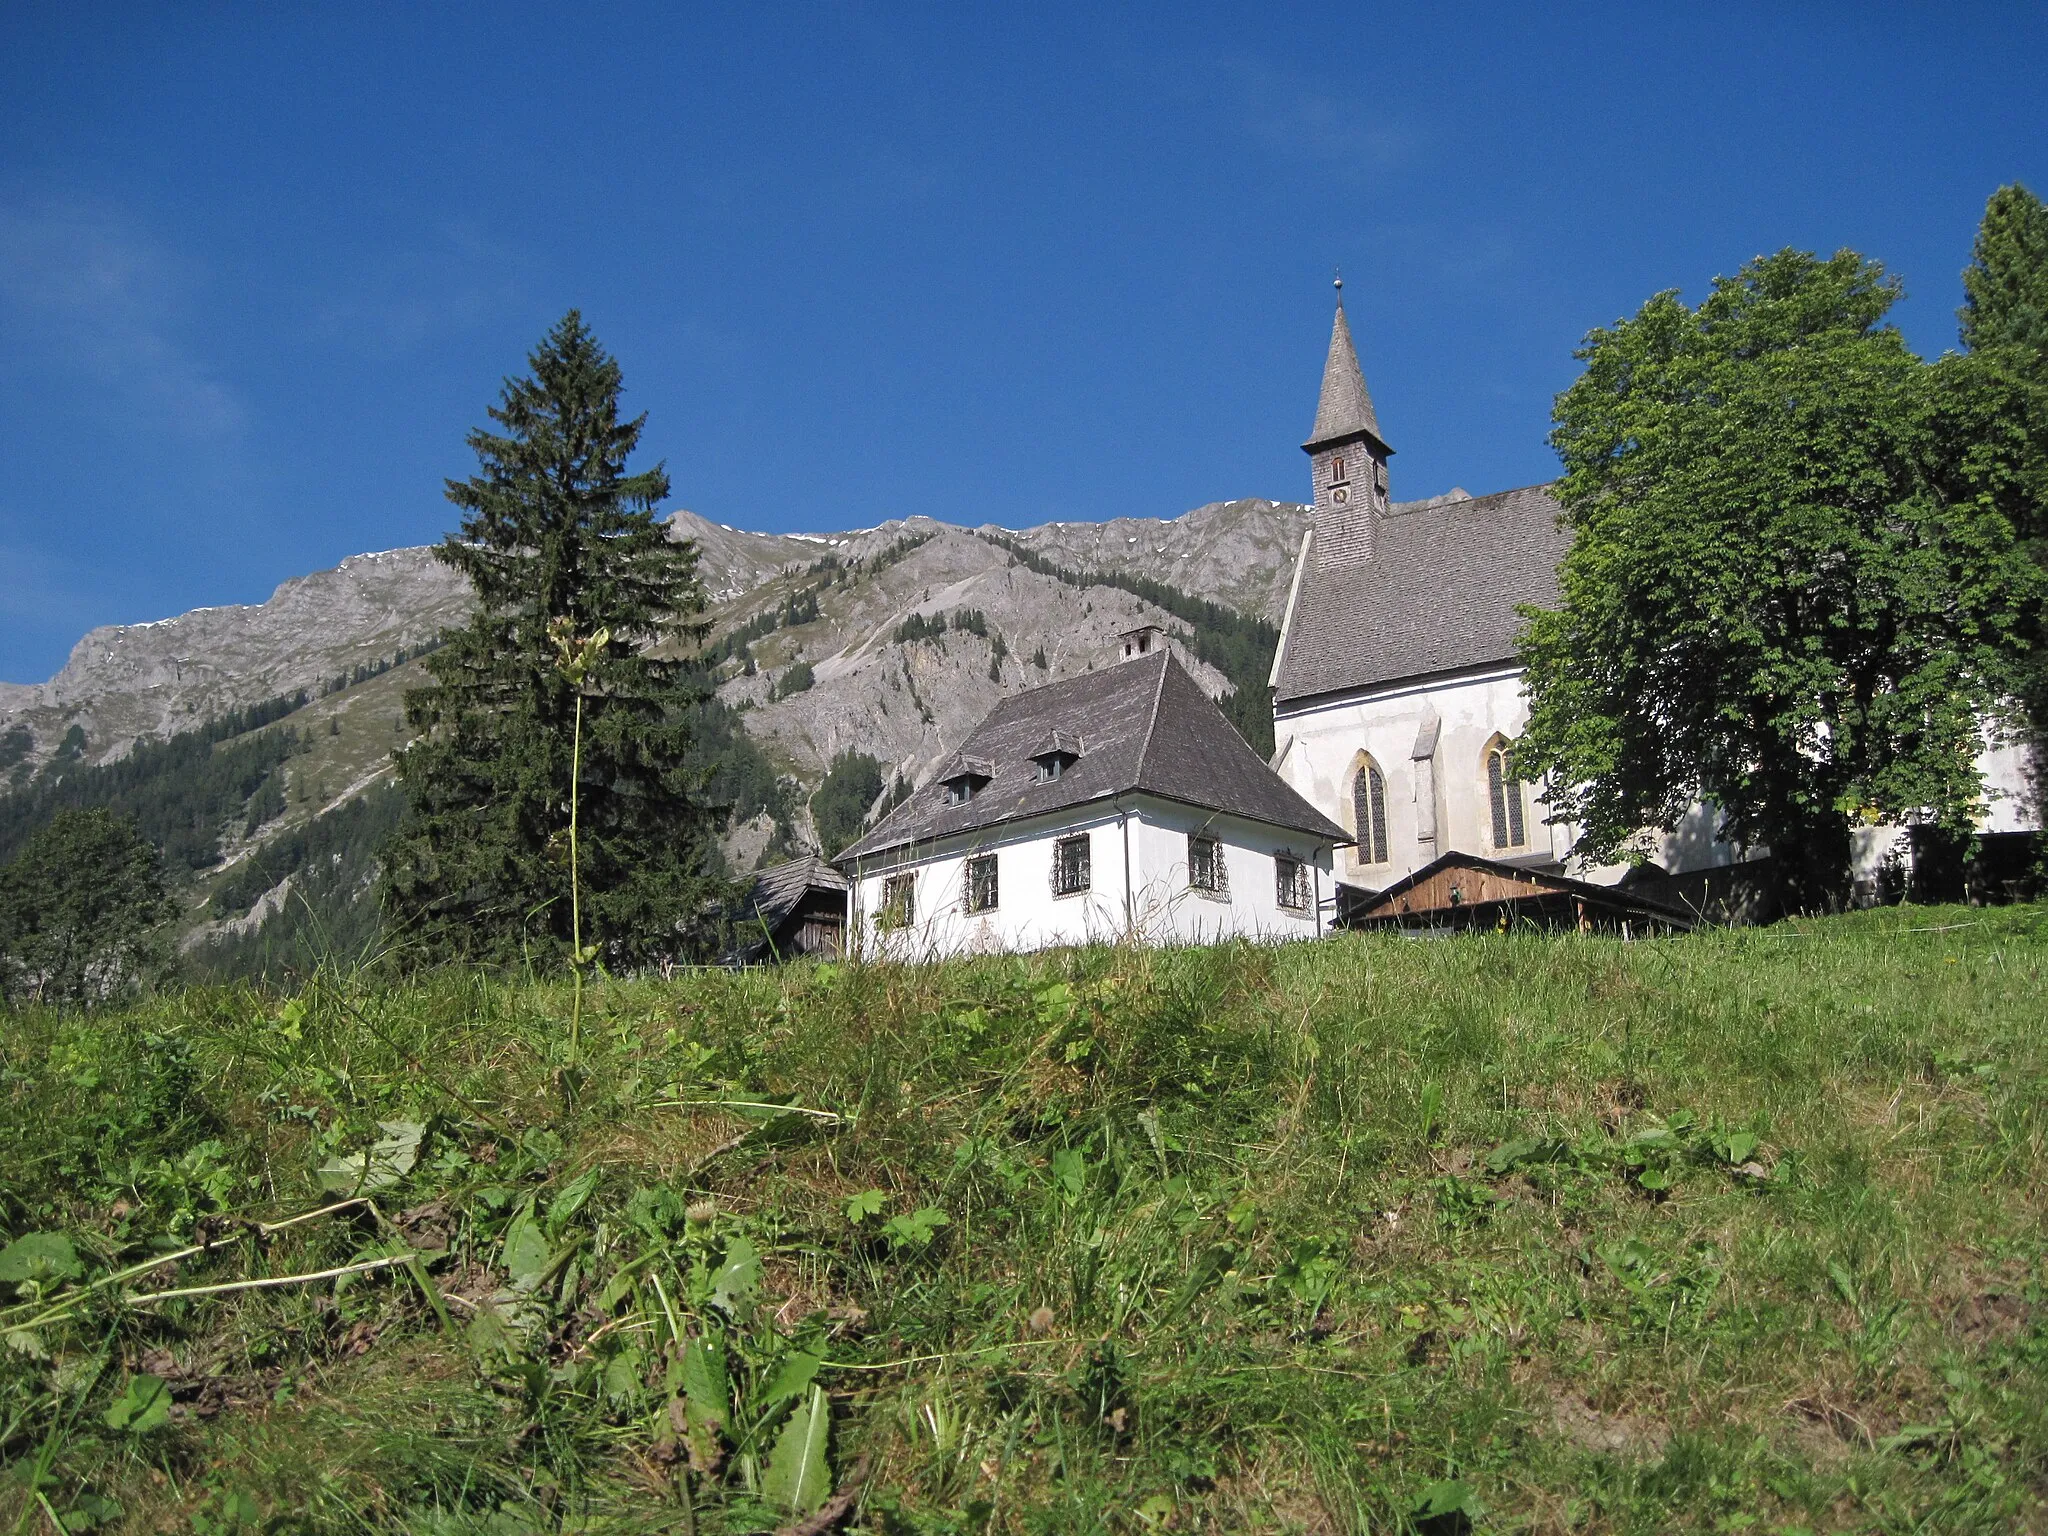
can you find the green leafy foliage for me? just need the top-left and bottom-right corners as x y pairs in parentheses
(315, 1120), (425, 1194)
(102, 1373), (172, 1435)
(0, 1232), (82, 1288)
(382, 311), (730, 966)
(761, 1385), (832, 1514)
(1520, 248), (2048, 910)
(0, 808), (174, 1006)
(1961, 181), (2048, 361)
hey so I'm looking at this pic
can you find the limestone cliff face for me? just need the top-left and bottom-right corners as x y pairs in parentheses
(2, 549), (471, 768)
(984, 498), (1312, 622)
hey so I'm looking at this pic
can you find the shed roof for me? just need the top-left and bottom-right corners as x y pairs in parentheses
(838, 651), (1348, 863)
(1273, 482), (1571, 704)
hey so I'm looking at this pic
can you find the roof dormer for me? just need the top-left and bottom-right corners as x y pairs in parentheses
(940, 754), (994, 805)
(1031, 729), (1083, 783)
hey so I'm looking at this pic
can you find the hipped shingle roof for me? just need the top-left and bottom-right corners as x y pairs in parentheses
(838, 652), (1348, 862)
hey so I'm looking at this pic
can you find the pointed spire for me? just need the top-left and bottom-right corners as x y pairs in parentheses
(1305, 275), (1390, 454)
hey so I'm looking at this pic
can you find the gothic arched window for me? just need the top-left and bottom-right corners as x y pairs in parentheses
(1485, 738), (1527, 850)
(1353, 757), (1389, 865)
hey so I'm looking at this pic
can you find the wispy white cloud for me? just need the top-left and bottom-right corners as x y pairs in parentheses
(309, 219), (532, 358)
(1188, 55), (1424, 174)
(0, 194), (246, 437)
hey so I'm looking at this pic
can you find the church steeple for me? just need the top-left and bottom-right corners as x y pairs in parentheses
(1304, 277), (1393, 567)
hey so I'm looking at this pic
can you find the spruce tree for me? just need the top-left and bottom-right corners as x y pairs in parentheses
(383, 312), (726, 966)
(1959, 183), (2048, 844)
(1960, 182), (2048, 361)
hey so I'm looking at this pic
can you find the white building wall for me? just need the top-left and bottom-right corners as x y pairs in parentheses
(1274, 664), (2039, 897)
(850, 808), (1131, 961)
(1125, 800), (1331, 945)
(1272, 667), (1589, 890)
(846, 797), (1335, 959)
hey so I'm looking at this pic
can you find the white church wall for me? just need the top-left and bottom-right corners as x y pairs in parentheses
(1275, 664), (2039, 901)
(1273, 667), (1575, 889)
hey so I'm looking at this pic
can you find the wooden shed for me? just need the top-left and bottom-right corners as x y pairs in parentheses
(1339, 850), (1697, 935)
(726, 856), (848, 964)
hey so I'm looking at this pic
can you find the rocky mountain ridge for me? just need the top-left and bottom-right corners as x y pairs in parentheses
(2, 500), (1311, 782)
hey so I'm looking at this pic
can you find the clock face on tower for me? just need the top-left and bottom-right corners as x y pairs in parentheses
(1333, 487), (1349, 503)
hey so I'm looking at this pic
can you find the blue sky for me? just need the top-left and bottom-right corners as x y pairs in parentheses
(3, 3), (2044, 683)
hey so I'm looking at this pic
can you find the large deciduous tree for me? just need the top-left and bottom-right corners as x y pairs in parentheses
(1516, 249), (2047, 912)
(383, 312), (726, 965)
(0, 809), (173, 1006)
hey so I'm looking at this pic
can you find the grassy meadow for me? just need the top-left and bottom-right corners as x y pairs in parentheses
(2, 905), (2044, 1533)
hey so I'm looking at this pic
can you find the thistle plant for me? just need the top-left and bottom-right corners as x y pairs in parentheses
(550, 616), (611, 1061)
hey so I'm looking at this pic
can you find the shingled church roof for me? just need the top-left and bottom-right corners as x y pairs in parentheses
(838, 650), (1348, 863)
(1272, 482), (1571, 705)
(1305, 290), (1389, 455)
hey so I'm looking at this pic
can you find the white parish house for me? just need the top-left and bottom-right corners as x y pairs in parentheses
(835, 636), (1349, 956)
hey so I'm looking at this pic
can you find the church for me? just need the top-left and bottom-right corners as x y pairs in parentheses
(1267, 283), (2040, 922)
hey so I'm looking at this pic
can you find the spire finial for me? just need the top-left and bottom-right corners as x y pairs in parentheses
(1333, 268), (1343, 304)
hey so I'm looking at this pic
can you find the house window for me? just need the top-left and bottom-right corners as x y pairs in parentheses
(1053, 833), (1091, 895)
(1486, 740), (1528, 850)
(878, 872), (916, 928)
(1188, 834), (1225, 894)
(965, 854), (999, 913)
(1275, 854), (1309, 911)
(1330, 455), (1347, 484)
(945, 776), (981, 805)
(1353, 758), (1389, 865)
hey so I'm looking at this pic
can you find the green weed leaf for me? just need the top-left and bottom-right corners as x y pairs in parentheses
(1419, 1082), (1444, 1142)
(710, 1235), (761, 1316)
(104, 1372), (172, 1434)
(679, 1336), (730, 1471)
(546, 1168), (601, 1238)
(762, 1384), (833, 1514)
(500, 1204), (553, 1286)
(759, 1350), (822, 1408)
(1049, 1147), (1087, 1200)
(316, 1120), (424, 1194)
(1828, 1260), (1860, 1307)
(680, 1336), (729, 1426)
(1409, 1477), (1482, 1520)
(882, 1206), (950, 1249)
(0, 1231), (82, 1287)
(844, 1189), (886, 1223)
